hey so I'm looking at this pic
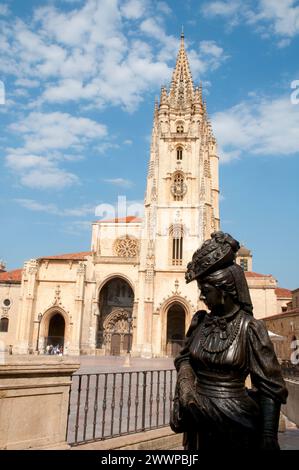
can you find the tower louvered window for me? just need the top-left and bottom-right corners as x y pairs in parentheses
(171, 225), (183, 266)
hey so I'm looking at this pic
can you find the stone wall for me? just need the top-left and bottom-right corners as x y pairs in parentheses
(0, 356), (79, 449)
(282, 379), (299, 427)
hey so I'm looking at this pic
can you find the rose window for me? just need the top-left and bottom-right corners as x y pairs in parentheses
(115, 237), (138, 257)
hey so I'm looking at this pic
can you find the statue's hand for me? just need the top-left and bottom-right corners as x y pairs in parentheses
(177, 362), (200, 411)
(260, 435), (280, 451)
(179, 381), (197, 408)
(259, 395), (281, 451)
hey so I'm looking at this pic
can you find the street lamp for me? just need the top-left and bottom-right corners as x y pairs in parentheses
(35, 313), (43, 354)
(123, 312), (133, 367)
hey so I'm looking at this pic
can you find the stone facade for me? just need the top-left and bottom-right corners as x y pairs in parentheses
(0, 269), (22, 353)
(0, 36), (291, 357)
(263, 287), (299, 363)
(275, 287), (292, 314)
(263, 310), (299, 362)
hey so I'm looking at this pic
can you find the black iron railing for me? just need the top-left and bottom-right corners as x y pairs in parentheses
(67, 369), (176, 446)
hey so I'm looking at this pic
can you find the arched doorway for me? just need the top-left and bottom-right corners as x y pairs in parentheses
(47, 313), (65, 350)
(166, 303), (185, 357)
(97, 277), (134, 355)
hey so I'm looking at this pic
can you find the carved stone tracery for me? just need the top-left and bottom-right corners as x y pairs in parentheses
(114, 236), (138, 258)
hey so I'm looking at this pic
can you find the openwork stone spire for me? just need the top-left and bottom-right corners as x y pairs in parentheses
(169, 32), (194, 107)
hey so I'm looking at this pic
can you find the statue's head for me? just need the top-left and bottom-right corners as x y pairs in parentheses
(186, 231), (253, 315)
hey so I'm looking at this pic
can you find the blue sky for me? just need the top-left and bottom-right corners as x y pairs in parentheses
(0, 0), (299, 289)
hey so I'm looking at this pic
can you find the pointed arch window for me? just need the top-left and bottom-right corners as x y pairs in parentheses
(170, 225), (184, 266)
(0, 317), (9, 332)
(176, 146), (183, 161)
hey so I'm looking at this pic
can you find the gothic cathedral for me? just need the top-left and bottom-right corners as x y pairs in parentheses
(3, 36), (281, 357)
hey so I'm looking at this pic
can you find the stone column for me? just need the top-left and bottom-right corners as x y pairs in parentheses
(130, 300), (138, 355)
(0, 356), (80, 449)
(15, 260), (38, 354)
(69, 262), (86, 355)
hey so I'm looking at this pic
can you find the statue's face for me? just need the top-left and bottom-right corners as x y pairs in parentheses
(197, 281), (224, 310)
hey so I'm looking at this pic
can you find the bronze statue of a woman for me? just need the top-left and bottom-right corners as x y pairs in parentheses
(170, 232), (288, 450)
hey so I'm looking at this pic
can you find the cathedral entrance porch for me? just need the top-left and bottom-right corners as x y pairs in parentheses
(46, 313), (65, 353)
(97, 277), (134, 356)
(166, 302), (186, 357)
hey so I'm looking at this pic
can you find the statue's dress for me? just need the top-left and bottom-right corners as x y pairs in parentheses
(174, 309), (288, 450)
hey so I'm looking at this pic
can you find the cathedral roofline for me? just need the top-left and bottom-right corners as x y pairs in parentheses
(0, 268), (23, 283)
(38, 251), (91, 261)
(275, 287), (292, 298)
(96, 216), (143, 224)
(245, 271), (273, 278)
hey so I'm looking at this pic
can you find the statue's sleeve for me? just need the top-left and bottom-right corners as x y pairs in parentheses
(247, 319), (288, 404)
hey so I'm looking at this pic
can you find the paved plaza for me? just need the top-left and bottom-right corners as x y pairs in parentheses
(75, 355), (176, 374)
(279, 418), (299, 450)
(67, 355), (176, 445)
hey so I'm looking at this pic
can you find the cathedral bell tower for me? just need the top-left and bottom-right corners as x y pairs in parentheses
(136, 33), (220, 357)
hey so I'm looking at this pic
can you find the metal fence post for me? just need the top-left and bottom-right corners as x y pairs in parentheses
(141, 371), (147, 431)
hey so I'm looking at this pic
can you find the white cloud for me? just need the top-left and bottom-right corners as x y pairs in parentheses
(124, 139), (133, 145)
(62, 220), (91, 235)
(0, 1), (228, 111)
(6, 111), (108, 189)
(120, 0), (147, 19)
(202, 0), (299, 44)
(59, 0), (83, 3)
(14, 88), (29, 97)
(250, 0), (299, 38)
(21, 168), (79, 189)
(15, 198), (94, 216)
(104, 178), (133, 188)
(201, 0), (246, 29)
(6, 154), (53, 171)
(0, 4), (9, 16)
(15, 78), (40, 88)
(6, 153), (79, 189)
(10, 111), (107, 153)
(14, 198), (58, 213)
(63, 205), (95, 217)
(199, 40), (224, 58)
(203, 0), (242, 17)
(140, 18), (227, 78)
(212, 94), (299, 162)
(95, 142), (120, 154)
(157, 2), (172, 16)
